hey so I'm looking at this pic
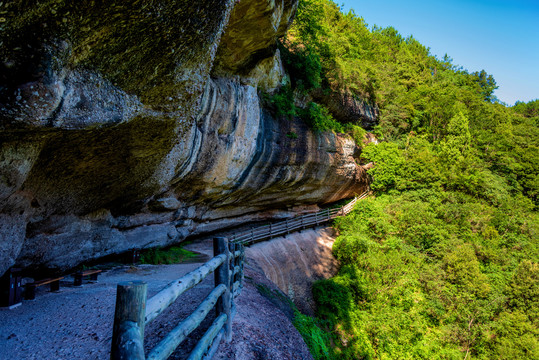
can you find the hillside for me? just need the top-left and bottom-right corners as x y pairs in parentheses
(280, 1), (538, 359)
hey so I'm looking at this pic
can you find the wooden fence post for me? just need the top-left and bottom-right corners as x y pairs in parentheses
(228, 242), (235, 284)
(234, 243), (240, 285)
(213, 237), (232, 342)
(239, 243), (245, 292)
(111, 281), (147, 360)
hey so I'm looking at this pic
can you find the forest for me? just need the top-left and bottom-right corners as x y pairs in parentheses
(278, 0), (538, 358)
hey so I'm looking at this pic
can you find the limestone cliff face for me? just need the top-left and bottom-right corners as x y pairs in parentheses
(0, 0), (370, 276)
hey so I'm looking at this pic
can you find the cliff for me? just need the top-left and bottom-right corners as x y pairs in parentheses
(0, 0), (372, 276)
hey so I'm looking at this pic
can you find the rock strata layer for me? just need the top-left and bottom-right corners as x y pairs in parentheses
(247, 227), (339, 315)
(0, 0), (370, 276)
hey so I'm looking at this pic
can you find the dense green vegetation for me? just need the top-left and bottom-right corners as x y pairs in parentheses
(283, 1), (538, 359)
(139, 245), (196, 265)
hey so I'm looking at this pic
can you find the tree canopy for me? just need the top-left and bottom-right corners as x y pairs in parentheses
(283, 1), (539, 359)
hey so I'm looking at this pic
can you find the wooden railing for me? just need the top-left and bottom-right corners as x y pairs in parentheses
(111, 237), (244, 360)
(110, 191), (368, 360)
(230, 191), (369, 245)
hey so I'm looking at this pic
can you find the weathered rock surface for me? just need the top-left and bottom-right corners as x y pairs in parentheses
(312, 88), (379, 129)
(247, 227), (338, 315)
(212, 0), (298, 77)
(0, 0), (370, 276)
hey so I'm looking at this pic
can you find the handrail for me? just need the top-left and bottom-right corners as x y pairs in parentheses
(145, 254), (226, 324)
(230, 190), (369, 245)
(111, 237), (245, 360)
(146, 284), (227, 360)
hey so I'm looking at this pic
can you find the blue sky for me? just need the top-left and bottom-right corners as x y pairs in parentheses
(340, 0), (539, 105)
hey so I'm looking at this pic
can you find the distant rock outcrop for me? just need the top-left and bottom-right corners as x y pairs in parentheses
(0, 0), (371, 276)
(312, 88), (379, 129)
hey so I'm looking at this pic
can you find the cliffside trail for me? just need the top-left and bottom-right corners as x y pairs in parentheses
(0, 228), (334, 359)
(0, 0), (372, 277)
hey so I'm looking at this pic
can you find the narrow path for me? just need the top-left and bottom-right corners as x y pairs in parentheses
(1, 195), (364, 359)
(0, 261), (214, 360)
(214, 263), (313, 360)
(0, 231), (319, 359)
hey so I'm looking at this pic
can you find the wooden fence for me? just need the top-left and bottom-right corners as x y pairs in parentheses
(111, 237), (245, 360)
(110, 191), (368, 360)
(230, 191), (369, 245)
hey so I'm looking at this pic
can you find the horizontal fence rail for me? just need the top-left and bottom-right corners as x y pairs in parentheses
(145, 254), (227, 324)
(111, 237), (245, 360)
(230, 191), (369, 245)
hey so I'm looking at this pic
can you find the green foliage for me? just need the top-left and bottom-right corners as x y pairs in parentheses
(282, 5), (538, 357)
(139, 245), (196, 265)
(256, 283), (338, 359)
(442, 244), (491, 296)
(344, 124), (367, 146)
(305, 102), (344, 133)
(361, 142), (405, 192)
(267, 85), (346, 134)
(285, 0), (537, 206)
(513, 99), (539, 118)
(286, 131), (299, 139)
(285, 0), (518, 141)
(471, 70), (499, 102)
(439, 111), (471, 163)
(506, 260), (539, 320)
(311, 190), (537, 359)
(268, 84), (297, 119)
(280, 43), (322, 92)
(293, 312), (336, 360)
(490, 310), (539, 359)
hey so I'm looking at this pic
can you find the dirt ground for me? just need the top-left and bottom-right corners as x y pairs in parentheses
(214, 262), (313, 360)
(0, 234), (318, 359)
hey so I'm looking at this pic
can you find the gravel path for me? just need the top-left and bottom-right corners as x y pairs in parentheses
(0, 236), (314, 359)
(0, 262), (214, 360)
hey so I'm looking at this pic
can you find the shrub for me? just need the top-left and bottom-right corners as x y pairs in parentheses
(304, 102), (344, 133)
(293, 312), (335, 360)
(345, 124), (367, 146)
(139, 245), (196, 265)
(280, 42), (322, 93)
(269, 84), (297, 119)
